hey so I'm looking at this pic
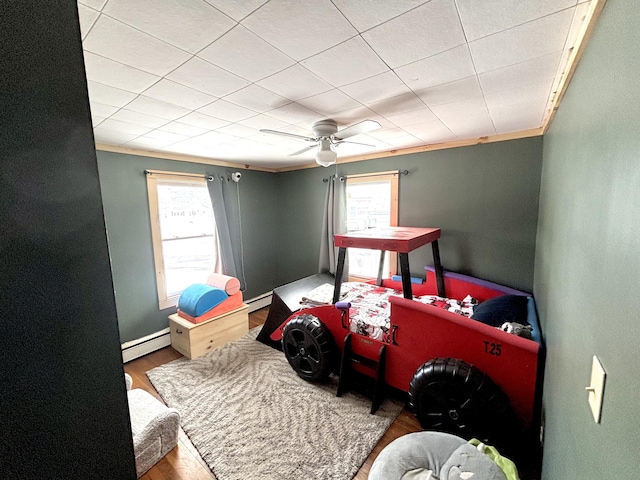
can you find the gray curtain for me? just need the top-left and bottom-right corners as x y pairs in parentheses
(207, 174), (242, 288)
(318, 174), (348, 279)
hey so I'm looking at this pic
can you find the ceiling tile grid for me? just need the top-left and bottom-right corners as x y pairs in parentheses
(79, 0), (595, 168)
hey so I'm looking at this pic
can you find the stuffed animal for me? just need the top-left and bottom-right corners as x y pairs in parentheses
(500, 322), (533, 339)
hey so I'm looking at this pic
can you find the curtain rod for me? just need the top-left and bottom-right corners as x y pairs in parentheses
(323, 169), (409, 182)
(144, 169), (206, 179)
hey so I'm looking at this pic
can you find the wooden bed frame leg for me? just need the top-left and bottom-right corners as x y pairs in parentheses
(371, 344), (387, 414)
(336, 333), (352, 397)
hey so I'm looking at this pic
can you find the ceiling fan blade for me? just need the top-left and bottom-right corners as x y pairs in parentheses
(334, 140), (376, 148)
(260, 129), (314, 142)
(289, 144), (317, 156)
(334, 120), (381, 140)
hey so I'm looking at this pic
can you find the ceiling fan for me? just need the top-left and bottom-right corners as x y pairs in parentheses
(260, 119), (381, 167)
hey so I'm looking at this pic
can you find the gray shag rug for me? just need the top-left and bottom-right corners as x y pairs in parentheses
(147, 328), (403, 480)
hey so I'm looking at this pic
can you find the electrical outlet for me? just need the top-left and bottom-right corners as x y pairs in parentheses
(586, 355), (606, 423)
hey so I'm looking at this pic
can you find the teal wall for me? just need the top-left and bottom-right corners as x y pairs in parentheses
(276, 137), (543, 292)
(100, 136), (542, 344)
(535, 0), (640, 478)
(97, 152), (279, 342)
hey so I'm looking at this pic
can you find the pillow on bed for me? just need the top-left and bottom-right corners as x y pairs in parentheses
(470, 294), (528, 327)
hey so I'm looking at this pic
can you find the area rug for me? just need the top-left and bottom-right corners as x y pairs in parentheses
(147, 328), (403, 480)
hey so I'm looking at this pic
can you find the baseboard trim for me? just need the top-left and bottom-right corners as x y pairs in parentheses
(122, 328), (171, 363)
(121, 291), (273, 363)
(246, 291), (272, 312)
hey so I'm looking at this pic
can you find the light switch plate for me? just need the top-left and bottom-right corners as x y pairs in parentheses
(586, 355), (606, 423)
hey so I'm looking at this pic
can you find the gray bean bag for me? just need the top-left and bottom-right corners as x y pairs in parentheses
(369, 432), (508, 480)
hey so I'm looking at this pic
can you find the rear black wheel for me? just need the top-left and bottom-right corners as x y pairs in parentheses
(409, 357), (515, 446)
(282, 314), (335, 382)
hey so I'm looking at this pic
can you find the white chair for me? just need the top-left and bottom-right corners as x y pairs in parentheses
(124, 373), (180, 477)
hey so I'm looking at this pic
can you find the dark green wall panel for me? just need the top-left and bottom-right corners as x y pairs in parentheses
(0, 2), (136, 478)
(535, 0), (640, 478)
(276, 137), (542, 292)
(101, 135), (542, 344)
(97, 152), (279, 343)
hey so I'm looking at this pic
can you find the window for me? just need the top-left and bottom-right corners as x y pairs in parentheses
(345, 171), (399, 280)
(146, 171), (222, 309)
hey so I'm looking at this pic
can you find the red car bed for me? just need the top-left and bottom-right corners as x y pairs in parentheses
(268, 227), (544, 449)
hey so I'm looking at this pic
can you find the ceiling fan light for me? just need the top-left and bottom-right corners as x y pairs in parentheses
(316, 139), (336, 167)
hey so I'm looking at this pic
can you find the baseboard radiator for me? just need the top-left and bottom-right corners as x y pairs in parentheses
(121, 292), (272, 363)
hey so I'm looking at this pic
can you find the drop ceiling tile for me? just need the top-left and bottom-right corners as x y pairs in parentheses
(86, 81), (137, 108)
(198, 99), (257, 123)
(238, 113), (288, 132)
(125, 136), (178, 149)
(479, 52), (562, 95)
(198, 25), (295, 82)
(382, 134), (424, 148)
(142, 79), (216, 110)
(178, 112), (230, 130)
(332, 0), (428, 32)
(93, 127), (139, 145)
(157, 122), (208, 137)
(203, 0), (268, 22)
(430, 96), (488, 123)
(491, 100), (547, 132)
(368, 92), (427, 118)
(216, 123), (260, 139)
(178, 130), (239, 147)
(124, 96), (191, 120)
(143, 129), (189, 143)
(241, 0), (358, 61)
(223, 84), (289, 113)
(385, 107), (438, 127)
(84, 52), (161, 93)
(82, 15), (191, 76)
(395, 45), (475, 91)
(415, 76), (483, 108)
(264, 102), (323, 125)
(401, 120), (457, 143)
(489, 79), (553, 107)
(444, 112), (496, 138)
(257, 65), (333, 101)
(77, 4), (100, 39)
(340, 71), (410, 104)
(110, 109), (170, 129)
(167, 57), (250, 97)
(362, 0), (466, 68)
(98, 118), (153, 136)
(78, 0), (107, 11)
(301, 36), (389, 87)
(367, 127), (413, 141)
(457, 0), (577, 42)
(330, 106), (379, 126)
(470, 8), (576, 74)
(297, 89), (361, 116)
(103, 0), (235, 53)
(89, 101), (119, 118)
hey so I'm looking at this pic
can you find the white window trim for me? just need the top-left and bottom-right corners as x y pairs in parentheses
(346, 170), (399, 282)
(145, 170), (213, 310)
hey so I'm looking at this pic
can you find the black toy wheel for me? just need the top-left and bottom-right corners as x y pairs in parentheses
(409, 357), (515, 445)
(282, 314), (335, 382)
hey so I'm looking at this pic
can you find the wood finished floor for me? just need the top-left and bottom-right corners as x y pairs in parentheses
(124, 307), (422, 480)
(125, 307), (540, 480)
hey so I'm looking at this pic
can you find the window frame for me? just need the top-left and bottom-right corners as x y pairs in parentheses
(145, 170), (219, 310)
(345, 171), (399, 282)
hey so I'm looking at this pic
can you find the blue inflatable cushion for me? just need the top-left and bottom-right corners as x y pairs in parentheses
(178, 284), (228, 317)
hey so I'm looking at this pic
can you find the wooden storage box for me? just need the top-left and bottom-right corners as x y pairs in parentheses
(169, 304), (249, 359)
